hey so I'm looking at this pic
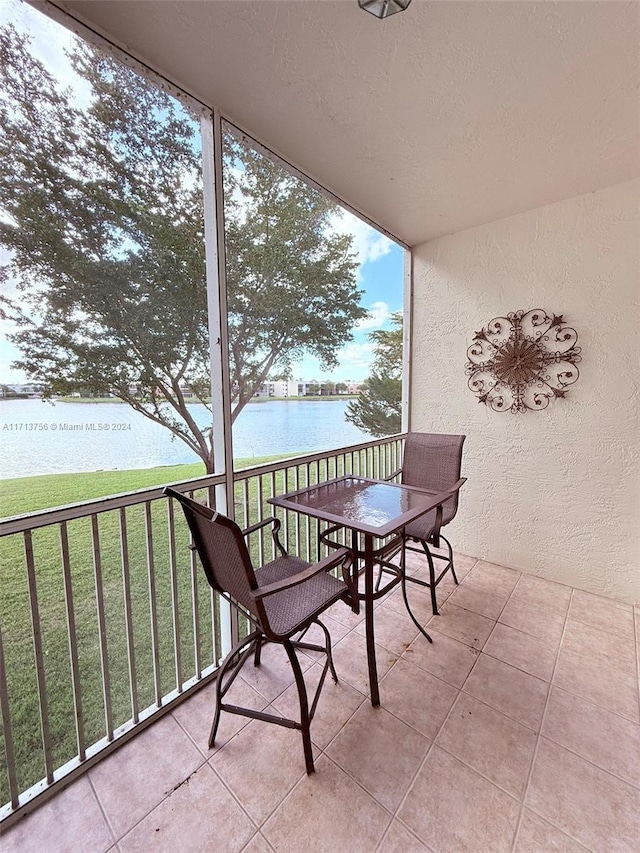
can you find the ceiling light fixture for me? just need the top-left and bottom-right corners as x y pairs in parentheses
(358, 0), (413, 20)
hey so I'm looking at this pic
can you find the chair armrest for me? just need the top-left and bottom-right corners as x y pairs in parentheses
(430, 478), (466, 545)
(253, 547), (352, 599)
(446, 477), (467, 494)
(242, 516), (279, 537)
(242, 516), (286, 557)
(384, 469), (402, 482)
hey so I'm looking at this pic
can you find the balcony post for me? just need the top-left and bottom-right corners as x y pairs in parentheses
(201, 109), (236, 654)
(402, 247), (413, 432)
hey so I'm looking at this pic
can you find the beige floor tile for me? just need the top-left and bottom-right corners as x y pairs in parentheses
(384, 582), (437, 625)
(378, 819), (431, 852)
(172, 675), (268, 755)
(209, 710), (310, 824)
(403, 548), (429, 573)
(514, 809), (589, 853)
(428, 602), (495, 649)
(542, 686), (640, 788)
(272, 660), (366, 749)
(404, 627), (480, 688)
(262, 755), (390, 853)
(331, 630), (398, 697)
(380, 657), (458, 739)
(484, 622), (558, 681)
(355, 601), (420, 655)
(451, 552), (480, 579)
(500, 597), (566, 644)
(436, 692), (537, 798)
(0, 776), (113, 853)
(553, 643), (639, 723)
(325, 597), (367, 629)
(398, 745), (519, 853)
(446, 582), (510, 620)
(428, 571), (459, 601)
(569, 589), (635, 639)
(403, 566), (466, 612)
(240, 833), (274, 853)
(510, 574), (572, 614)
(11, 561), (639, 853)
(463, 654), (548, 731)
(119, 763), (254, 853)
(326, 702), (430, 811)
(237, 640), (315, 703)
(526, 737), (640, 853)
(89, 713), (204, 839)
(294, 615), (351, 661)
(465, 560), (520, 595)
(561, 618), (637, 674)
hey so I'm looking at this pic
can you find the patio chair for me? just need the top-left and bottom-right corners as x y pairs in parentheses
(164, 487), (357, 775)
(378, 433), (466, 616)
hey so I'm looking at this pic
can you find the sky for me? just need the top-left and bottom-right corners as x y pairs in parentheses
(0, 0), (404, 386)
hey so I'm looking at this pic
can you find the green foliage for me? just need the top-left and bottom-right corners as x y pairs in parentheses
(345, 312), (403, 437)
(0, 25), (365, 472)
(224, 138), (364, 415)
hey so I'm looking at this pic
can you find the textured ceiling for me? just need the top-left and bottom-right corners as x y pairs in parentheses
(56, 0), (639, 246)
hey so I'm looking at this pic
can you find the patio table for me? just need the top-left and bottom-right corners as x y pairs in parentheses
(268, 475), (451, 706)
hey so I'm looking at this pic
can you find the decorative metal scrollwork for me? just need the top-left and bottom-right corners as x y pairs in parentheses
(465, 309), (581, 414)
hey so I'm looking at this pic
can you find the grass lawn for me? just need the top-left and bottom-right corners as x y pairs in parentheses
(0, 455), (289, 519)
(0, 452), (336, 806)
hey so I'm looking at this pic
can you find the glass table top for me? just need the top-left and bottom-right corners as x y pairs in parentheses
(270, 477), (445, 537)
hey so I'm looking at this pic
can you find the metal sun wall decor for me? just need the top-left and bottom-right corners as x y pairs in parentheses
(465, 309), (582, 414)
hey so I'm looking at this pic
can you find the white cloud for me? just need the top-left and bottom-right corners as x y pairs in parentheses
(338, 341), (375, 369)
(356, 301), (389, 331)
(289, 340), (375, 383)
(328, 209), (393, 274)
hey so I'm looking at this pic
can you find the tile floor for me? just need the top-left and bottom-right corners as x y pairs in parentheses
(2, 551), (639, 853)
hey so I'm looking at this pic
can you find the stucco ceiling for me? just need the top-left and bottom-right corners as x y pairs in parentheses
(55, 0), (639, 246)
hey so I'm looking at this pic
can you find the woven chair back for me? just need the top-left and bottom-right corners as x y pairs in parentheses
(166, 489), (258, 616)
(402, 433), (466, 522)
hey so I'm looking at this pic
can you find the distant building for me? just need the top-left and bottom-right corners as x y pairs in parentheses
(252, 378), (362, 398)
(2, 383), (44, 398)
(255, 379), (298, 397)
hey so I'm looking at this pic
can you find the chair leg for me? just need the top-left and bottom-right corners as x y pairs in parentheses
(317, 618), (338, 683)
(209, 632), (261, 748)
(253, 634), (262, 667)
(421, 542), (440, 616)
(441, 534), (458, 585)
(283, 639), (315, 775)
(374, 565), (384, 593)
(400, 540), (432, 642)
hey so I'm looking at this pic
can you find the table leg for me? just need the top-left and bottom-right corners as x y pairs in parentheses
(363, 533), (380, 706)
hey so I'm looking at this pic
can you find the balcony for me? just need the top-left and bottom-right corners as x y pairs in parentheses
(1, 2), (638, 849)
(1, 439), (639, 852)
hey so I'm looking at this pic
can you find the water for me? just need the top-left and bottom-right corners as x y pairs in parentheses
(0, 398), (369, 479)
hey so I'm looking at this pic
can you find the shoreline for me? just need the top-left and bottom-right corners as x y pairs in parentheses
(0, 395), (358, 404)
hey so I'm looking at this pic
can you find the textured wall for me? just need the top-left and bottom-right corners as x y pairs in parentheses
(411, 179), (639, 604)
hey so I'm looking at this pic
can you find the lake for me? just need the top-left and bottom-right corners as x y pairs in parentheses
(0, 398), (369, 479)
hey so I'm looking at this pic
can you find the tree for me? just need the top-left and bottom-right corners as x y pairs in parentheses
(0, 25), (365, 472)
(345, 312), (403, 437)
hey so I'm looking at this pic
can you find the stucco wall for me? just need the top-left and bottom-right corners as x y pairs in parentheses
(410, 179), (639, 604)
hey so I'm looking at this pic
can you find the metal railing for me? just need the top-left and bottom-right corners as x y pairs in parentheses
(0, 434), (405, 827)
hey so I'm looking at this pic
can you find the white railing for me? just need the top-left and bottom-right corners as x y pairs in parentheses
(0, 434), (405, 827)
